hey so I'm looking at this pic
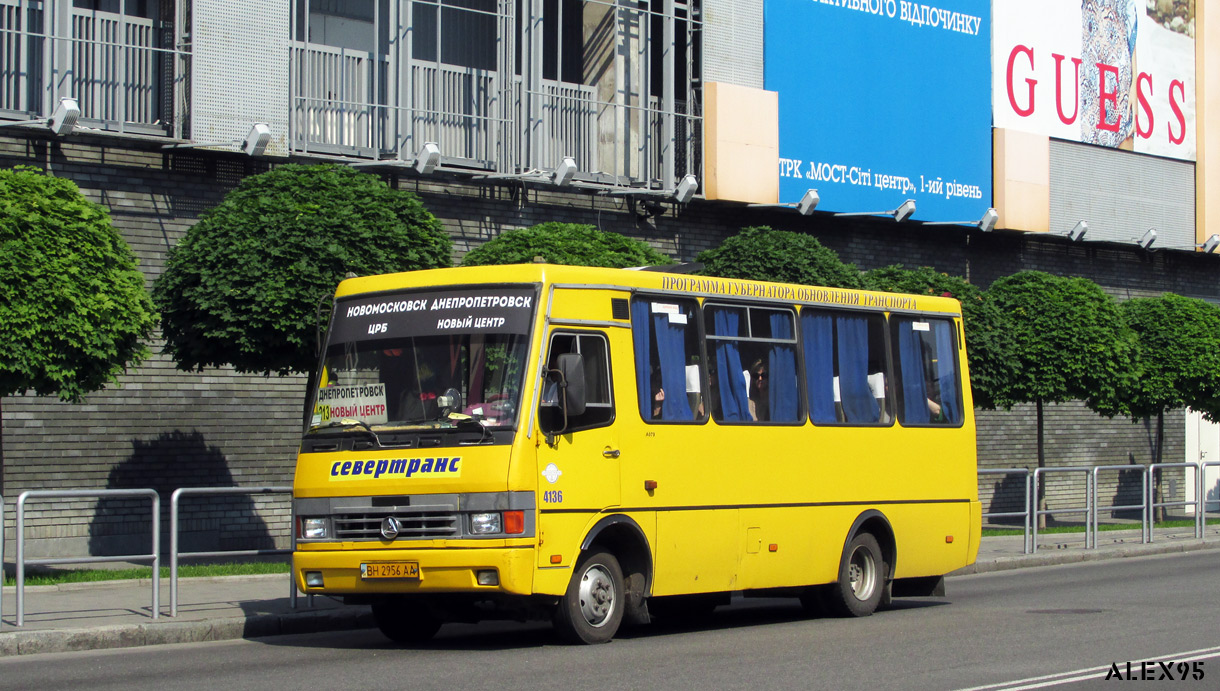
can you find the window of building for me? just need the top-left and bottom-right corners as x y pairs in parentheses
(801, 309), (891, 426)
(890, 317), (962, 426)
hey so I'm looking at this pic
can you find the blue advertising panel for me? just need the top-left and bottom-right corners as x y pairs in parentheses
(764, 0), (992, 221)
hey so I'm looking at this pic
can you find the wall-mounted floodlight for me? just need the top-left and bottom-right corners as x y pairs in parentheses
(414, 142), (441, 175)
(0, 97), (81, 135)
(796, 189), (820, 215)
(164, 122), (275, 156)
(674, 174), (699, 204)
(1199, 235), (1220, 253)
(746, 188), (820, 215)
(1136, 228), (1157, 249)
(243, 123), (271, 157)
(923, 207), (998, 232)
(979, 207), (999, 233)
(553, 156), (577, 187)
(834, 199), (916, 222)
(1064, 220), (1088, 242)
(49, 97), (81, 136)
(893, 199), (916, 223)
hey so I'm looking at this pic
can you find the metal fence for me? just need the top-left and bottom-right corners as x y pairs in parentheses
(982, 463), (1220, 555)
(169, 486), (295, 617)
(1, 486), (300, 630)
(13, 489), (160, 627)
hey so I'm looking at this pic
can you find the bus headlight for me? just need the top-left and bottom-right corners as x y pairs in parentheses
(470, 512), (502, 534)
(301, 517), (328, 539)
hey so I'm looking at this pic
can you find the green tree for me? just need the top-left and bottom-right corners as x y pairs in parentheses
(0, 166), (156, 493)
(460, 222), (670, 267)
(695, 226), (864, 288)
(986, 271), (1135, 524)
(863, 265), (1014, 410)
(1120, 294), (1220, 517)
(154, 164), (451, 377)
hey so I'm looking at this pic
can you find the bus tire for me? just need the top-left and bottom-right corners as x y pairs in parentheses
(371, 597), (442, 644)
(553, 550), (624, 644)
(826, 532), (885, 618)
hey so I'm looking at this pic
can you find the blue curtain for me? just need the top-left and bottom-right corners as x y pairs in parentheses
(837, 315), (879, 423)
(768, 313), (798, 422)
(631, 300), (653, 419)
(934, 321), (960, 424)
(897, 321), (931, 424)
(802, 312), (836, 423)
(653, 310), (694, 421)
(712, 308), (751, 421)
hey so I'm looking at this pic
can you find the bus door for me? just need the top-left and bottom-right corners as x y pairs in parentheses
(535, 329), (621, 567)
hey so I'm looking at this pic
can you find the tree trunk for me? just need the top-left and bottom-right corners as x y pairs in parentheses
(1153, 411), (1165, 522)
(1036, 399), (1046, 529)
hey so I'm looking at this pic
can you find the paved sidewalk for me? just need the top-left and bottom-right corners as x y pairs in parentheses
(3, 527), (1219, 657)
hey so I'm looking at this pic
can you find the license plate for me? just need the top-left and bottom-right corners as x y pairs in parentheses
(361, 562), (420, 579)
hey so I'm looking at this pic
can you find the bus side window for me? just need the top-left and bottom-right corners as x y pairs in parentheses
(891, 318), (962, 426)
(540, 332), (614, 432)
(632, 298), (705, 423)
(706, 303), (800, 424)
(801, 309), (891, 426)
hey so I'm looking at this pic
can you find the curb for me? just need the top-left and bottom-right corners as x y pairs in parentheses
(951, 538), (1220, 576)
(0, 606), (374, 657)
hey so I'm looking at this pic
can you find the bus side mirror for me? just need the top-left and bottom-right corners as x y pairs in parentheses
(540, 353), (586, 443)
(556, 353), (586, 416)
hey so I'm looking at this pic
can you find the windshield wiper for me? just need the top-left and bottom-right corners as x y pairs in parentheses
(309, 419), (398, 447)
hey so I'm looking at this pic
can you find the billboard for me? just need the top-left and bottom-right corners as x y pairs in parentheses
(993, 0), (1196, 161)
(763, 0), (992, 221)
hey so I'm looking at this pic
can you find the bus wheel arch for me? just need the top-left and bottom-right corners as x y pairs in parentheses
(827, 510), (895, 617)
(580, 515), (653, 628)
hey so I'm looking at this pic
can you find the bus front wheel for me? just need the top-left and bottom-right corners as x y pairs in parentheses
(553, 550), (625, 644)
(825, 532), (885, 618)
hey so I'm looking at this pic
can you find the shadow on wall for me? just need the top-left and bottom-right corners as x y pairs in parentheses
(1105, 463), (1147, 522)
(984, 472), (1029, 527)
(88, 431), (279, 558)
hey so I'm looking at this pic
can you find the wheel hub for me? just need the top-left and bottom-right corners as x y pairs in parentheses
(578, 565), (616, 627)
(848, 547), (877, 600)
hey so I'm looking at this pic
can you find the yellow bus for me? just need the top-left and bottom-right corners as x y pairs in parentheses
(293, 263), (980, 644)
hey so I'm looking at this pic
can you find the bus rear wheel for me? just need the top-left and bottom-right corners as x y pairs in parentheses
(553, 550), (624, 644)
(371, 596), (443, 644)
(825, 532), (885, 618)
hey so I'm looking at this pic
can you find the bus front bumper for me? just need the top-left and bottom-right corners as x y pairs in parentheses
(294, 546), (536, 596)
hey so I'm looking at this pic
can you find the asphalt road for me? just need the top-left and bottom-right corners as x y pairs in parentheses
(2, 550), (1218, 691)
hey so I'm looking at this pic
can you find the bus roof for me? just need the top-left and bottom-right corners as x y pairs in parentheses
(335, 264), (963, 315)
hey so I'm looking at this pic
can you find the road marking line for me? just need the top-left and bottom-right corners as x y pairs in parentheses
(954, 645), (1220, 691)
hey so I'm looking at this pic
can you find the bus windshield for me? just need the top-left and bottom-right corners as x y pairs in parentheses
(308, 285), (537, 433)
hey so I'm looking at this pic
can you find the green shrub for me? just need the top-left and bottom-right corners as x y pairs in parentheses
(0, 166), (155, 402)
(154, 164), (450, 375)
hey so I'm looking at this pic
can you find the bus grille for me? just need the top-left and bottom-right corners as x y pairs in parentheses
(333, 511), (460, 540)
